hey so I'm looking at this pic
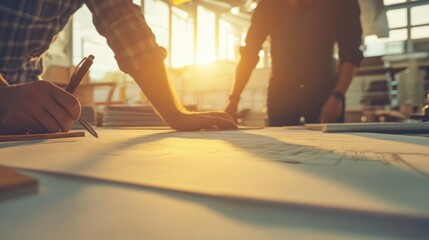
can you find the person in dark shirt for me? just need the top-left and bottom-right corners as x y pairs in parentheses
(226, 0), (364, 126)
(0, 0), (236, 134)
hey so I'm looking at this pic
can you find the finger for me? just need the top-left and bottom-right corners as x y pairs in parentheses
(19, 112), (46, 134)
(214, 119), (238, 130)
(3, 109), (45, 134)
(22, 102), (61, 133)
(31, 106), (64, 133)
(43, 96), (75, 131)
(199, 113), (237, 130)
(48, 85), (81, 120)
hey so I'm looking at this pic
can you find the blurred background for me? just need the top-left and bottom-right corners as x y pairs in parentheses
(42, 0), (429, 127)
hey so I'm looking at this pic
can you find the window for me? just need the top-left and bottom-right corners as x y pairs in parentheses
(196, 6), (216, 64)
(384, 0), (406, 5)
(411, 4), (429, 25)
(411, 4), (429, 39)
(219, 19), (239, 61)
(411, 25), (429, 39)
(145, 0), (170, 64)
(171, 7), (194, 68)
(364, 1), (429, 56)
(73, 5), (118, 81)
(386, 9), (407, 28)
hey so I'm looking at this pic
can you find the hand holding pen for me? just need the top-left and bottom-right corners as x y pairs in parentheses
(0, 55), (97, 137)
(66, 55), (99, 138)
(0, 76), (81, 135)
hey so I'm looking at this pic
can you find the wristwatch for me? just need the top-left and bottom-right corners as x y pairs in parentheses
(331, 90), (345, 102)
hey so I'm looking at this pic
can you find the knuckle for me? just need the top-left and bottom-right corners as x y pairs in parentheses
(57, 94), (81, 121)
(71, 95), (80, 107)
(57, 115), (72, 130)
(35, 80), (54, 89)
(19, 87), (36, 100)
(35, 81), (60, 96)
(20, 88), (45, 103)
(69, 104), (81, 121)
(20, 85), (38, 97)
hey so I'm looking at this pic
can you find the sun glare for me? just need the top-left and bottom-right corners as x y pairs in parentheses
(170, 6), (218, 68)
(196, 6), (217, 65)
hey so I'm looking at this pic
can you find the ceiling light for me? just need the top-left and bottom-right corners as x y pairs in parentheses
(250, 2), (257, 10)
(230, 6), (240, 15)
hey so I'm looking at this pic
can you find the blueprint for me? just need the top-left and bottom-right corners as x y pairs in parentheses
(1, 128), (429, 218)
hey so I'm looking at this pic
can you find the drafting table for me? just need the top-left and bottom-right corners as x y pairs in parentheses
(1, 128), (428, 239)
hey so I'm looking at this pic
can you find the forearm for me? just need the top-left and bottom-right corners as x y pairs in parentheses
(334, 62), (357, 95)
(229, 61), (255, 102)
(130, 58), (237, 131)
(129, 58), (185, 125)
(319, 62), (357, 123)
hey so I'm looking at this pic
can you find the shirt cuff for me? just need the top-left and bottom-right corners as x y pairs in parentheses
(340, 50), (364, 67)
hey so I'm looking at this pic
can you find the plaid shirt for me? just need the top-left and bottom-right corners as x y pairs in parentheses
(0, 0), (162, 84)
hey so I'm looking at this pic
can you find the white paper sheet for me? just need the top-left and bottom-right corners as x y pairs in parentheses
(1, 128), (429, 218)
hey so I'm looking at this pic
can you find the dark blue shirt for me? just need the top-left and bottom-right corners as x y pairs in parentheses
(240, 0), (364, 89)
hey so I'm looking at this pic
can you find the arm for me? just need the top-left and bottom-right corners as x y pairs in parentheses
(225, 50), (261, 121)
(130, 57), (236, 131)
(85, 0), (235, 131)
(333, 62), (357, 95)
(319, 0), (364, 123)
(225, 0), (271, 121)
(319, 62), (357, 123)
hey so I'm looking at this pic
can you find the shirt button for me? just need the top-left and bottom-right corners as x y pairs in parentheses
(300, 84), (305, 88)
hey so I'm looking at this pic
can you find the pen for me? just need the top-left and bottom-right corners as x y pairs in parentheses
(67, 55), (99, 138)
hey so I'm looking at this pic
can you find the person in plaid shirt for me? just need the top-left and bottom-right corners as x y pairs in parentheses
(0, 0), (236, 134)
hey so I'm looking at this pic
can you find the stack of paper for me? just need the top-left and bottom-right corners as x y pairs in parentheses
(102, 105), (167, 127)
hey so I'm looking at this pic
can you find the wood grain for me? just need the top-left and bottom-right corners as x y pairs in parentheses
(0, 131), (85, 142)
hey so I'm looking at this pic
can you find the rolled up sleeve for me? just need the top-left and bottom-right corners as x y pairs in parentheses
(85, 0), (166, 74)
(337, 0), (364, 67)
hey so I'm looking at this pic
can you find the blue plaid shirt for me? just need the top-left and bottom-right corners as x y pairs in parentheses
(0, 0), (162, 84)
